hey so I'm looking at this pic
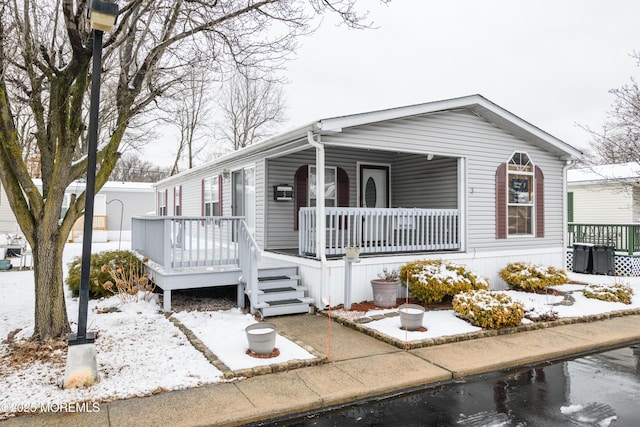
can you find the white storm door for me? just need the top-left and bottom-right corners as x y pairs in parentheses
(359, 164), (390, 245)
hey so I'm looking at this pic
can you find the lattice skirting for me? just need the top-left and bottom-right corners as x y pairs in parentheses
(566, 252), (640, 276)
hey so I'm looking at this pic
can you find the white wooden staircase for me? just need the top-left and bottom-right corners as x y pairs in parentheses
(249, 265), (314, 318)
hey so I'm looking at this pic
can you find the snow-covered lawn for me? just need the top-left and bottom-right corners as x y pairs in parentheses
(1, 241), (638, 420)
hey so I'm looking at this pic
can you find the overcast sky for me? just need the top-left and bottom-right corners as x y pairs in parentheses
(144, 1), (640, 167)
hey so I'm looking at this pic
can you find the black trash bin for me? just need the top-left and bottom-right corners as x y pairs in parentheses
(592, 245), (615, 275)
(572, 243), (593, 274)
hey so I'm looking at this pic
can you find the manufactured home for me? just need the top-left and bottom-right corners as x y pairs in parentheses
(132, 95), (582, 315)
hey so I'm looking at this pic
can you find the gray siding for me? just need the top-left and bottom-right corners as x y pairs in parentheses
(318, 109), (567, 252)
(159, 108), (568, 255)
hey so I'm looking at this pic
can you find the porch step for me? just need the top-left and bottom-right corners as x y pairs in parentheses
(257, 286), (307, 303)
(255, 297), (314, 317)
(251, 265), (312, 317)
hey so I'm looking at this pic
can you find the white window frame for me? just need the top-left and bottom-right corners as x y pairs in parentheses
(158, 191), (167, 216)
(204, 176), (219, 216)
(309, 165), (337, 207)
(507, 152), (534, 236)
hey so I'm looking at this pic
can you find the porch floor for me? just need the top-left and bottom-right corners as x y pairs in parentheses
(265, 248), (460, 260)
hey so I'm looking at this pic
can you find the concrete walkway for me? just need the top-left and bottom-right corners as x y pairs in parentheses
(4, 314), (640, 427)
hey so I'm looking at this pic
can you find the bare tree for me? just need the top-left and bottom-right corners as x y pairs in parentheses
(216, 68), (287, 151)
(0, 0), (381, 341)
(587, 51), (640, 164)
(111, 153), (170, 182)
(164, 68), (214, 175)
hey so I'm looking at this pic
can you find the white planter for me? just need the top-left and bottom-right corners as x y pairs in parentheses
(398, 303), (425, 331)
(345, 246), (360, 259)
(245, 322), (277, 355)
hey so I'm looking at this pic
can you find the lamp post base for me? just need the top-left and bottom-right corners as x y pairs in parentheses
(64, 332), (98, 388)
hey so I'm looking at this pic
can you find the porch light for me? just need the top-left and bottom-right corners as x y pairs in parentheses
(88, 0), (119, 32)
(426, 153), (434, 161)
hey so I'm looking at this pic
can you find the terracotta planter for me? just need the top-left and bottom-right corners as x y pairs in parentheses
(371, 279), (400, 307)
(245, 322), (277, 355)
(398, 303), (425, 331)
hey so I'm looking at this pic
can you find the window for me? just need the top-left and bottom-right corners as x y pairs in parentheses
(203, 176), (220, 216)
(507, 153), (533, 235)
(158, 190), (167, 216)
(294, 165), (349, 230)
(174, 186), (182, 216)
(496, 153), (544, 238)
(309, 166), (336, 207)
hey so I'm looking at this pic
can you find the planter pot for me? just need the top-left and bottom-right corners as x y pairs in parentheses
(398, 303), (425, 331)
(245, 322), (277, 355)
(345, 246), (360, 259)
(371, 279), (400, 307)
(0, 259), (11, 271)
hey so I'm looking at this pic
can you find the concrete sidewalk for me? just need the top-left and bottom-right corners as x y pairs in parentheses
(4, 314), (640, 427)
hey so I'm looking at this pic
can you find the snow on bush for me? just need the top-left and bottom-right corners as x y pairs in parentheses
(452, 289), (524, 329)
(582, 283), (633, 304)
(499, 262), (568, 291)
(400, 259), (489, 304)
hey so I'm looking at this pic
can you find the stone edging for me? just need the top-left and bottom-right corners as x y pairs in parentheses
(319, 307), (640, 350)
(166, 314), (326, 380)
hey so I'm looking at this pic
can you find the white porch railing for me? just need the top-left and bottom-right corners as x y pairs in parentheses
(298, 207), (460, 256)
(132, 215), (261, 311)
(132, 216), (243, 272)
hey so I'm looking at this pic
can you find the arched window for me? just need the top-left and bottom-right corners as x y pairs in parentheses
(495, 152), (544, 238)
(294, 165), (349, 230)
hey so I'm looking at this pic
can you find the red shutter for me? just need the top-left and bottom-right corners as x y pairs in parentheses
(535, 166), (544, 238)
(337, 167), (349, 229)
(201, 179), (205, 216)
(164, 189), (168, 216)
(495, 163), (507, 239)
(179, 185), (182, 216)
(218, 174), (223, 216)
(294, 165), (308, 230)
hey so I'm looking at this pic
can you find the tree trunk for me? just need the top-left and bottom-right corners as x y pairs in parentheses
(32, 226), (69, 340)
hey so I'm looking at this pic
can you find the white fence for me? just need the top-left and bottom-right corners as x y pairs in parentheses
(298, 207), (460, 256)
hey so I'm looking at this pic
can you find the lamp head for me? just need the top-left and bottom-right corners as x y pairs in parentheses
(88, 0), (119, 32)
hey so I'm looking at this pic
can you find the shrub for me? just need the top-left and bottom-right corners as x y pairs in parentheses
(399, 259), (490, 304)
(452, 290), (525, 329)
(499, 262), (568, 292)
(66, 250), (148, 299)
(582, 283), (633, 304)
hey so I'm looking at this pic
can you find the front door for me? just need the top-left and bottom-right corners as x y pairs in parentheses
(360, 164), (390, 208)
(359, 164), (390, 245)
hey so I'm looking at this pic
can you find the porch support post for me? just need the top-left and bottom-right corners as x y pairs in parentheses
(308, 131), (329, 308)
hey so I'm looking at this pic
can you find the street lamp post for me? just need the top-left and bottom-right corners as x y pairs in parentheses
(65, 0), (118, 389)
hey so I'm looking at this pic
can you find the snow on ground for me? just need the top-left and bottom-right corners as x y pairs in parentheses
(173, 309), (315, 371)
(341, 271), (640, 343)
(1, 241), (639, 419)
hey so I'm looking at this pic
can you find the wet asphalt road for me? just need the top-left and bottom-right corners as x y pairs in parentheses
(266, 346), (640, 426)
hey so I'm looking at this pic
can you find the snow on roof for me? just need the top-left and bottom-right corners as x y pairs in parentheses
(568, 162), (640, 183)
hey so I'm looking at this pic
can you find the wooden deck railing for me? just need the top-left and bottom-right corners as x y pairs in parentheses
(568, 223), (640, 255)
(299, 207), (460, 256)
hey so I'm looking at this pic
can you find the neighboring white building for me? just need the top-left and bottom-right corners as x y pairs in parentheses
(0, 180), (155, 242)
(567, 163), (640, 224)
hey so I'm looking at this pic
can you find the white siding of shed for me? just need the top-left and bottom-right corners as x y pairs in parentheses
(569, 184), (633, 224)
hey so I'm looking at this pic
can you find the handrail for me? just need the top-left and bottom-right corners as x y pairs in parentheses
(237, 220), (261, 313)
